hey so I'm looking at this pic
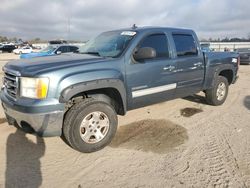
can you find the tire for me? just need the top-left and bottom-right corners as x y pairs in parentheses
(63, 98), (118, 153)
(205, 76), (229, 106)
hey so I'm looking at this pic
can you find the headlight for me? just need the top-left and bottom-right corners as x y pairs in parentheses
(20, 77), (49, 99)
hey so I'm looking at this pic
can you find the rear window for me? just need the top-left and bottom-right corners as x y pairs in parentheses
(173, 34), (198, 57)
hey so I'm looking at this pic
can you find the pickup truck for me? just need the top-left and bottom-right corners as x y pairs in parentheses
(1, 26), (239, 153)
(0, 45), (17, 53)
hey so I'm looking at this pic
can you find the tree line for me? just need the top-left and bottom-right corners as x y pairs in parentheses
(200, 36), (250, 42)
(0, 36), (47, 44)
(0, 36), (83, 44)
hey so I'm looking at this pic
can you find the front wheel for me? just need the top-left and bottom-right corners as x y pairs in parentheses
(63, 98), (118, 153)
(205, 76), (229, 106)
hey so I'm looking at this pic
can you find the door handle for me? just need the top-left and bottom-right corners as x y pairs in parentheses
(194, 62), (203, 67)
(163, 65), (175, 71)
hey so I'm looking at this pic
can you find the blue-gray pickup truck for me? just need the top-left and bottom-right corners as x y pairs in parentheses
(1, 26), (239, 152)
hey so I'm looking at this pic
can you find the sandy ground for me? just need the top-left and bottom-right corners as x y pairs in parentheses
(0, 53), (249, 188)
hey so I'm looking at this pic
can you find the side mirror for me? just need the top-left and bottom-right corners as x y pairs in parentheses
(133, 47), (156, 61)
(56, 51), (62, 55)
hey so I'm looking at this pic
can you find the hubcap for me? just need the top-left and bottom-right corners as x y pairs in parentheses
(216, 82), (226, 101)
(79, 111), (110, 144)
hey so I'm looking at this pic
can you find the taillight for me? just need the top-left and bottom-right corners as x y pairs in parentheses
(238, 56), (240, 67)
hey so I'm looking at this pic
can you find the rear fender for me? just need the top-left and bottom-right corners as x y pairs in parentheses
(204, 64), (235, 89)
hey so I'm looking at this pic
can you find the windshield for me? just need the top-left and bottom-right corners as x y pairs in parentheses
(40, 46), (56, 53)
(78, 31), (136, 57)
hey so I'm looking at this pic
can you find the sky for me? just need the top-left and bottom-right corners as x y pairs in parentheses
(0, 0), (250, 41)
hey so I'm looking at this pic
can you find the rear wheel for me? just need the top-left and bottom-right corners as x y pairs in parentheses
(205, 76), (229, 106)
(63, 98), (118, 153)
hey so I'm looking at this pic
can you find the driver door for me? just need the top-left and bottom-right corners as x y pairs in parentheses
(126, 33), (177, 109)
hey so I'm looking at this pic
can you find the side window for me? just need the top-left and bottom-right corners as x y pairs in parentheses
(57, 46), (69, 53)
(172, 34), (198, 57)
(138, 34), (169, 59)
(70, 46), (78, 52)
(56, 46), (63, 53)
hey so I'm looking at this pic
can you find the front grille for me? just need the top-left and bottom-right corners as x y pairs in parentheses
(3, 71), (19, 99)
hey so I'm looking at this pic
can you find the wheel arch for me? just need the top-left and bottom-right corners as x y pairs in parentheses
(60, 79), (127, 115)
(218, 69), (234, 85)
(207, 65), (235, 89)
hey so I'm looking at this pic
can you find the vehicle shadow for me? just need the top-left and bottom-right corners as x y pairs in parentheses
(182, 94), (207, 105)
(5, 128), (45, 188)
(244, 96), (250, 110)
(110, 119), (188, 154)
(0, 118), (7, 124)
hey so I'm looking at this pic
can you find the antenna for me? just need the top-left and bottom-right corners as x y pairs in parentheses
(132, 24), (137, 29)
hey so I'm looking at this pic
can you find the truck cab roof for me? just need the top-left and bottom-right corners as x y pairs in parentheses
(114, 26), (195, 34)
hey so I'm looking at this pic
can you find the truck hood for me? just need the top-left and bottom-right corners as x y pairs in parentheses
(4, 53), (109, 76)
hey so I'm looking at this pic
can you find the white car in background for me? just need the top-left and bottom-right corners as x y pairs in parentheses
(13, 46), (33, 54)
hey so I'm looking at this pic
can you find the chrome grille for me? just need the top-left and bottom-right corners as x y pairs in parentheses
(3, 71), (18, 99)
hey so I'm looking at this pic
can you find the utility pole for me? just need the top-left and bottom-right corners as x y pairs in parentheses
(67, 8), (71, 41)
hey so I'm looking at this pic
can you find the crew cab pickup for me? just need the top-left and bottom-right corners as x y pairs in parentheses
(1, 27), (239, 153)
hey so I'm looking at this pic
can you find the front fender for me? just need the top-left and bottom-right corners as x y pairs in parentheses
(58, 70), (127, 112)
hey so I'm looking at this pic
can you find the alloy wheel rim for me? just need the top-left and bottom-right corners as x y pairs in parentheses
(216, 82), (226, 101)
(79, 111), (110, 144)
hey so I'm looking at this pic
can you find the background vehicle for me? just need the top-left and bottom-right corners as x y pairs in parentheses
(13, 46), (33, 54)
(20, 45), (79, 59)
(1, 27), (239, 153)
(0, 45), (16, 53)
(49, 40), (67, 45)
(236, 48), (250, 64)
(201, 43), (212, 52)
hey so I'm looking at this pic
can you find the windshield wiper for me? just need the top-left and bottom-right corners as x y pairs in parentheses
(81, 51), (101, 56)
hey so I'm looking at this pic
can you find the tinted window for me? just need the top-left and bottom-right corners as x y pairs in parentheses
(69, 46), (79, 52)
(173, 34), (198, 57)
(139, 34), (169, 58)
(57, 46), (69, 53)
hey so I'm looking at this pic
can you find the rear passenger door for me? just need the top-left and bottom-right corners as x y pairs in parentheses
(126, 33), (176, 109)
(172, 33), (204, 97)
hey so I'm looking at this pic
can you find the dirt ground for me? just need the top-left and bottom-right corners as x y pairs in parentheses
(0, 53), (249, 188)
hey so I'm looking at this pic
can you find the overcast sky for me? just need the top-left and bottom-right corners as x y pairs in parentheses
(0, 0), (250, 41)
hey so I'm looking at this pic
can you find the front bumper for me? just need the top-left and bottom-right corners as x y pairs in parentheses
(1, 90), (65, 137)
